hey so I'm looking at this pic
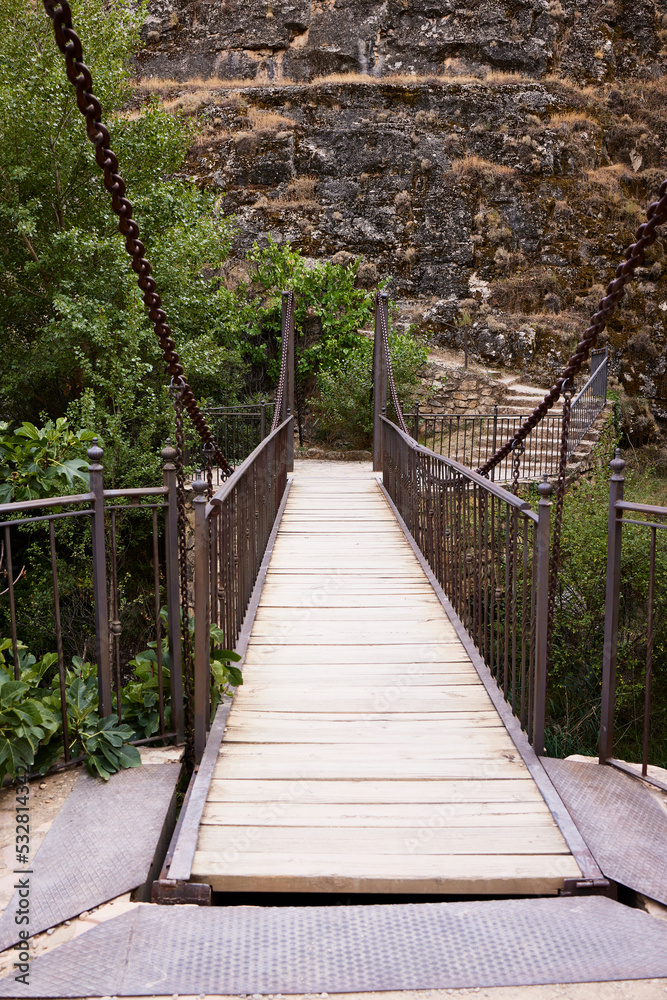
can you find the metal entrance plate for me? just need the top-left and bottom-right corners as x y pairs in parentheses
(543, 757), (667, 906)
(2, 896), (667, 996)
(0, 764), (179, 952)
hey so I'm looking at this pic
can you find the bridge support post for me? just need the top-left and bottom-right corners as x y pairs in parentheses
(163, 443), (185, 745)
(599, 451), (626, 763)
(193, 480), (211, 764)
(373, 292), (389, 472)
(281, 291), (295, 472)
(88, 440), (113, 719)
(533, 477), (552, 756)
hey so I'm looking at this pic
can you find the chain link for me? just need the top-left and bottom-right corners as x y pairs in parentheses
(41, 0), (232, 479)
(170, 382), (194, 763)
(379, 299), (409, 435)
(271, 291), (294, 432)
(477, 176), (667, 478)
(510, 441), (525, 496)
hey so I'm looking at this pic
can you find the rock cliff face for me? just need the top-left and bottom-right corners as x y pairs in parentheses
(133, 0), (667, 425)
(137, 0), (666, 86)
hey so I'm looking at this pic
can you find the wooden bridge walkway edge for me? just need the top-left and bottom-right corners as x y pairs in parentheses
(162, 471), (601, 893)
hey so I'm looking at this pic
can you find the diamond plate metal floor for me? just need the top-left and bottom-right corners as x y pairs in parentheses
(542, 758), (667, 906)
(0, 764), (179, 951)
(2, 896), (667, 996)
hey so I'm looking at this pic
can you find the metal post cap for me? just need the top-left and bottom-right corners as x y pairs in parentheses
(161, 440), (178, 463)
(87, 438), (103, 464)
(192, 479), (207, 496)
(537, 474), (553, 498)
(610, 449), (626, 475)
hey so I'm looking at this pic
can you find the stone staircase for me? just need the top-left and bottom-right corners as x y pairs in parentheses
(411, 352), (612, 483)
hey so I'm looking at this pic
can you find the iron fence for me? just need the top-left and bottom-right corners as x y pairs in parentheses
(404, 409), (564, 482)
(204, 402), (275, 475)
(600, 450), (667, 789)
(568, 349), (608, 457)
(192, 417), (291, 761)
(381, 416), (552, 752)
(0, 441), (184, 780)
(404, 351), (608, 483)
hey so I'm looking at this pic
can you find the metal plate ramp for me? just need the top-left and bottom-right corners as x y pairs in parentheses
(543, 757), (667, 906)
(0, 764), (179, 951)
(2, 896), (667, 996)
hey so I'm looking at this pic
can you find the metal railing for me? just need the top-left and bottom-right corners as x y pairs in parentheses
(403, 350), (608, 483)
(192, 417), (292, 762)
(404, 409), (564, 482)
(599, 450), (667, 789)
(381, 417), (552, 752)
(0, 441), (184, 778)
(204, 402), (275, 474)
(568, 348), (608, 457)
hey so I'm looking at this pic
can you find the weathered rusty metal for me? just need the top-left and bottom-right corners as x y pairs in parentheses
(41, 0), (231, 477)
(378, 291), (409, 436)
(381, 416), (550, 750)
(272, 291), (295, 433)
(373, 293), (389, 471)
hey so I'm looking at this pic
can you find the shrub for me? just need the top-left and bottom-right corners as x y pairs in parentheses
(310, 333), (427, 447)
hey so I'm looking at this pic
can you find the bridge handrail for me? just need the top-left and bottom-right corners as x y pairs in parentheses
(0, 442), (186, 782)
(206, 417), (292, 517)
(381, 416), (537, 519)
(192, 416), (292, 761)
(600, 451), (667, 788)
(381, 415), (551, 753)
(568, 350), (608, 458)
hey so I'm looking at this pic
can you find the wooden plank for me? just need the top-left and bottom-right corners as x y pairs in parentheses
(223, 720), (513, 744)
(242, 644), (470, 664)
(224, 710), (504, 724)
(253, 607), (451, 622)
(237, 670), (481, 687)
(190, 853), (581, 895)
(205, 778), (546, 804)
(200, 800), (555, 827)
(217, 741), (522, 762)
(210, 755), (529, 780)
(188, 466), (581, 898)
(195, 824), (569, 855)
(232, 690), (495, 714)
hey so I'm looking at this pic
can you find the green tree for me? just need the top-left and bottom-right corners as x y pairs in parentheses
(0, 0), (245, 486)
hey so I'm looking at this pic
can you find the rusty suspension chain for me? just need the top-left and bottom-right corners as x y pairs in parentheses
(42, 0), (232, 478)
(271, 290), (294, 432)
(379, 298), (409, 435)
(477, 177), (667, 478)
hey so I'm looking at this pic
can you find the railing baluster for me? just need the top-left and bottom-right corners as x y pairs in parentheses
(599, 451), (626, 763)
(193, 479), (210, 763)
(4, 526), (19, 679)
(49, 519), (70, 762)
(380, 416), (544, 748)
(152, 508), (165, 736)
(642, 526), (656, 777)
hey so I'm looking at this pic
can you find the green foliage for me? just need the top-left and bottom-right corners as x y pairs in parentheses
(0, 0), (245, 488)
(310, 333), (428, 447)
(0, 646), (59, 784)
(209, 625), (242, 718)
(0, 605), (244, 781)
(0, 418), (94, 502)
(249, 237), (381, 380)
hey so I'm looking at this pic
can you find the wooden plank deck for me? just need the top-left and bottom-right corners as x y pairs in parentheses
(191, 463), (582, 895)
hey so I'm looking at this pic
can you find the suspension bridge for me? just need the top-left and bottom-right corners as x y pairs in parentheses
(1, 2), (667, 994)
